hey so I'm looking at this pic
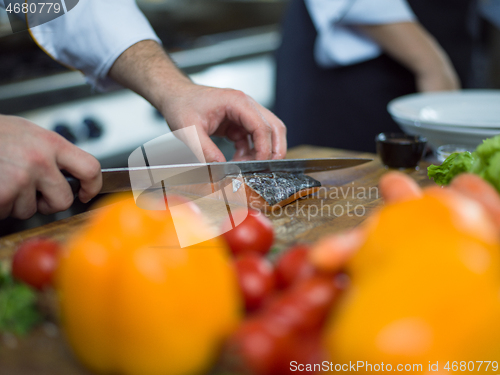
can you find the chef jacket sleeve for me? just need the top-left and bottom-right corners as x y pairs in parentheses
(305, 0), (416, 68)
(25, 0), (161, 91)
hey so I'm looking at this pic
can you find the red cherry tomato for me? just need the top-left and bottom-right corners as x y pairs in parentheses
(224, 318), (290, 375)
(275, 244), (315, 289)
(266, 275), (342, 334)
(285, 332), (327, 373)
(222, 209), (274, 256)
(234, 253), (276, 311)
(225, 318), (326, 375)
(11, 237), (61, 290)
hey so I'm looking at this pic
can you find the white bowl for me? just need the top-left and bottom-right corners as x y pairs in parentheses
(395, 116), (500, 148)
(388, 90), (500, 148)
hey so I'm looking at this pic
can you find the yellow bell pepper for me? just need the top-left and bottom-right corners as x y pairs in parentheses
(56, 195), (241, 375)
(324, 189), (500, 372)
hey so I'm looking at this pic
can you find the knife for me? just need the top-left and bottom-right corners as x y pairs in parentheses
(66, 157), (373, 196)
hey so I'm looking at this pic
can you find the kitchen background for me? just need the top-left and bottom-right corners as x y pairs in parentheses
(0, 0), (499, 235)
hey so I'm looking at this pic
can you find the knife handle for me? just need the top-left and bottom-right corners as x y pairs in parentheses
(63, 171), (81, 198)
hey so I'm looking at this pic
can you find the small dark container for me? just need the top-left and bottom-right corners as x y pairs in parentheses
(376, 133), (427, 169)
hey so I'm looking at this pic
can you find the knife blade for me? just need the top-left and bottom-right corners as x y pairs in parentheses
(67, 157), (373, 195)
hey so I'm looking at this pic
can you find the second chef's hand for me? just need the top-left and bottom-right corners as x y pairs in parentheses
(0, 115), (102, 219)
(108, 40), (287, 163)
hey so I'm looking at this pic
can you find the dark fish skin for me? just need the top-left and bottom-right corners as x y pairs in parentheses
(242, 172), (321, 206)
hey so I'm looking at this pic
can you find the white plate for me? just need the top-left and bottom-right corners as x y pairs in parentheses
(388, 90), (500, 129)
(396, 117), (500, 148)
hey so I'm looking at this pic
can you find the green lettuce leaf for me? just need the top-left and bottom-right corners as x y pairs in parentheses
(476, 135), (500, 161)
(483, 152), (500, 192)
(428, 134), (500, 192)
(0, 267), (42, 336)
(427, 151), (475, 186)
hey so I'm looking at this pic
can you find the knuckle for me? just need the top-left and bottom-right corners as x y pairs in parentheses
(13, 169), (31, 189)
(42, 130), (70, 154)
(36, 202), (51, 216)
(81, 156), (101, 181)
(43, 187), (74, 213)
(15, 204), (37, 220)
(259, 123), (272, 135)
(40, 127), (61, 144)
(0, 192), (13, 208)
(89, 157), (102, 177)
(87, 157), (101, 185)
(228, 89), (248, 101)
(27, 150), (52, 171)
(280, 122), (287, 135)
(25, 204), (38, 219)
(53, 192), (74, 212)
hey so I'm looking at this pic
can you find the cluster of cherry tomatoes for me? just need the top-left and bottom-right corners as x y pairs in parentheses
(221, 209), (347, 375)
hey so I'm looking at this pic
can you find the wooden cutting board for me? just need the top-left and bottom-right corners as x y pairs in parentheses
(0, 145), (436, 374)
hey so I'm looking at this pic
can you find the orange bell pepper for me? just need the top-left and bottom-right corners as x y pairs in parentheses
(56, 195), (241, 375)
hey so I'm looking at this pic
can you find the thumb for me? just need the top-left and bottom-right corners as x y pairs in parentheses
(198, 132), (226, 163)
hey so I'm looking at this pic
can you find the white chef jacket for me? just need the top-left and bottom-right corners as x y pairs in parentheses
(305, 0), (416, 68)
(0, 0), (161, 91)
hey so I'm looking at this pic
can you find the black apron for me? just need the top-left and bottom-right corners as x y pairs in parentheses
(274, 0), (475, 152)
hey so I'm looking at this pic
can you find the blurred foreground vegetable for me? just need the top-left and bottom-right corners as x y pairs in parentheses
(0, 266), (41, 335)
(450, 173), (500, 231)
(312, 172), (500, 371)
(12, 238), (61, 290)
(222, 209), (274, 256)
(275, 244), (315, 289)
(234, 253), (275, 311)
(225, 275), (343, 375)
(57, 195), (241, 375)
(428, 134), (500, 191)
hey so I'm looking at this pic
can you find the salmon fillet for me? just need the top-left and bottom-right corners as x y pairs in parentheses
(168, 172), (321, 212)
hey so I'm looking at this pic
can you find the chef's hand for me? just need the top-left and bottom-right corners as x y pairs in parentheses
(414, 62), (460, 93)
(108, 40), (287, 162)
(0, 115), (102, 219)
(160, 83), (287, 162)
